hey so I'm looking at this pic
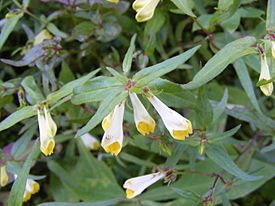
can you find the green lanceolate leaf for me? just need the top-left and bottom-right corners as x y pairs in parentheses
(72, 76), (124, 104)
(47, 69), (100, 105)
(105, 67), (128, 83)
(47, 23), (68, 38)
(148, 78), (197, 109)
(133, 45), (201, 87)
(210, 0), (240, 26)
(266, 0), (275, 31)
(170, 0), (196, 17)
(212, 88), (228, 123)
(182, 36), (257, 89)
(71, 87), (124, 105)
(21, 76), (44, 104)
(122, 33), (137, 75)
(164, 144), (188, 167)
(76, 91), (128, 137)
(206, 144), (260, 181)
(8, 140), (40, 206)
(11, 125), (37, 159)
(195, 87), (213, 129)
(0, 106), (36, 132)
(233, 59), (261, 113)
(208, 125), (241, 144)
(73, 76), (122, 94)
(0, 10), (24, 50)
(38, 199), (123, 206)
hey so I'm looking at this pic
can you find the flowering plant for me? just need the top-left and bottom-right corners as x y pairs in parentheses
(0, 0), (274, 206)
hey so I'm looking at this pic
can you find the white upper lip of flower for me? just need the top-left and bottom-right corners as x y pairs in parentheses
(259, 53), (273, 96)
(101, 101), (125, 156)
(123, 172), (165, 199)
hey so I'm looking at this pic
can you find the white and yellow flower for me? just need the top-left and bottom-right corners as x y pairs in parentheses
(23, 179), (40, 202)
(81, 133), (100, 150)
(101, 102), (125, 156)
(107, 0), (120, 3)
(129, 93), (155, 136)
(259, 53), (273, 96)
(0, 165), (8, 187)
(33, 30), (52, 46)
(37, 105), (57, 156)
(123, 172), (165, 199)
(147, 95), (192, 140)
(133, 0), (160, 22)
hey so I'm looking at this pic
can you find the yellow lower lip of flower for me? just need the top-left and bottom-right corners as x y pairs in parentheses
(105, 142), (121, 156)
(32, 182), (40, 194)
(187, 120), (193, 134)
(0, 165), (8, 187)
(91, 142), (100, 150)
(135, 13), (153, 22)
(102, 118), (111, 131)
(260, 83), (273, 96)
(23, 192), (31, 202)
(41, 139), (55, 156)
(137, 121), (155, 136)
(172, 130), (190, 140)
(126, 189), (135, 199)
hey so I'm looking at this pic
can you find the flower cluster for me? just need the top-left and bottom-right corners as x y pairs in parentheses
(101, 92), (192, 156)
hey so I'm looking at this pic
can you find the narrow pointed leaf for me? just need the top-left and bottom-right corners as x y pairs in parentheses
(133, 45), (201, 87)
(0, 11), (23, 50)
(38, 199), (123, 206)
(233, 59), (261, 113)
(0, 106), (36, 132)
(266, 0), (275, 31)
(8, 140), (40, 206)
(47, 69), (100, 105)
(122, 33), (137, 75)
(170, 0), (196, 17)
(182, 37), (257, 89)
(206, 144), (260, 181)
(21, 76), (44, 104)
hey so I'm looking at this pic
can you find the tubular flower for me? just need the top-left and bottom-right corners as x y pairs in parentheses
(33, 30), (52, 46)
(101, 102), (125, 156)
(133, 0), (160, 22)
(123, 172), (165, 199)
(259, 53), (273, 96)
(147, 95), (192, 140)
(272, 41), (275, 58)
(23, 179), (40, 202)
(0, 165), (8, 187)
(37, 105), (57, 156)
(129, 93), (155, 136)
(81, 133), (100, 150)
(107, 0), (120, 3)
